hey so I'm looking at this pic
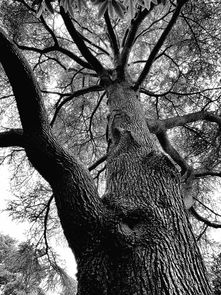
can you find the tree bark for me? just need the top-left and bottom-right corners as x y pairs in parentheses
(0, 29), (212, 295)
(92, 81), (211, 295)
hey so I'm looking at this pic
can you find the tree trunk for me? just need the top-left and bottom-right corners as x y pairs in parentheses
(76, 81), (211, 295)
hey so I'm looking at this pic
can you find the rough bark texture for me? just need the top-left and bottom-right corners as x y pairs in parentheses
(0, 28), (212, 295)
(84, 81), (211, 295)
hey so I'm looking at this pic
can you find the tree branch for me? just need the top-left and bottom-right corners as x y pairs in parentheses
(163, 111), (221, 129)
(88, 155), (107, 171)
(190, 207), (221, 229)
(195, 171), (221, 178)
(134, 0), (188, 90)
(44, 194), (54, 257)
(50, 85), (104, 126)
(0, 30), (49, 134)
(147, 110), (221, 176)
(104, 12), (119, 60)
(40, 15), (59, 46)
(119, 8), (151, 77)
(147, 111), (221, 133)
(155, 130), (189, 175)
(0, 129), (25, 147)
(0, 27), (104, 256)
(16, 43), (93, 70)
(60, 7), (110, 81)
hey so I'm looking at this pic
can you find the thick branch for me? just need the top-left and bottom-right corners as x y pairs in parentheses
(147, 110), (221, 174)
(148, 111), (221, 133)
(0, 28), (104, 255)
(195, 171), (221, 178)
(134, 0), (188, 90)
(119, 8), (151, 76)
(0, 129), (25, 148)
(156, 130), (188, 174)
(104, 12), (119, 60)
(0, 29), (49, 134)
(162, 111), (221, 130)
(60, 7), (110, 80)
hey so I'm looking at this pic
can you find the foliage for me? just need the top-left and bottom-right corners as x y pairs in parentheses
(0, 234), (46, 294)
(0, 234), (77, 295)
(33, 0), (166, 19)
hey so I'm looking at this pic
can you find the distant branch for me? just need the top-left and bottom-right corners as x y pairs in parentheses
(88, 91), (106, 139)
(16, 43), (92, 70)
(44, 194), (54, 256)
(134, 0), (188, 90)
(190, 207), (221, 229)
(195, 198), (221, 219)
(50, 85), (104, 126)
(196, 225), (208, 241)
(40, 16), (59, 46)
(88, 155), (107, 171)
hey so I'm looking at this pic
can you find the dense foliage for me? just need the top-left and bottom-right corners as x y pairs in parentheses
(0, 233), (77, 294)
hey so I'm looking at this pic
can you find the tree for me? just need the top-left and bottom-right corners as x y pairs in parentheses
(0, 233), (77, 294)
(0, 0), (221, 294)
(0, 234), (46, 294)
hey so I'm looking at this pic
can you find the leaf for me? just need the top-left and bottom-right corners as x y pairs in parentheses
(112, 0), (125, 18)
(128, 0), (134, 19)
(108, 0), (114, 18)
(60, 0), (69, 12)
(91, 0), (103, 5)
(32, 0), (42, 6)
(97, 0), (108, 18)
(143, 0), (151, 10)
(77, 0), (82, 12)
(151, 0), (158, 4)
(76, 0), (87, 13)
(67, 0), (75, 15)
(117, 1), (126, 11)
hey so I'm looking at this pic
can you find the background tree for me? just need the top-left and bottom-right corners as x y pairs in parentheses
(0, 0), (221, 294)
(0, 233), (77, 295)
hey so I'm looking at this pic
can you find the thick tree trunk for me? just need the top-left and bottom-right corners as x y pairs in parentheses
(76, 81), (211, 294)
